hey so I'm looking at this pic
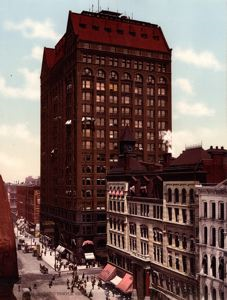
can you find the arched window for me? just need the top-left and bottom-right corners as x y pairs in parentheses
(153, 228), (163, 242)
(182, 188), (187, 203)
(140, 225), (149, 238)
(167, 188), (172, 202)
(174, 188), (179, 203)
(211, 227), (216, 247)
(135, 74), (143, 82)
(189, 189), (194, 203)
(204, 226), (208, 244)
(204, 285), (208, 300)
(147, 75), (155, 84)
(212, 288), (216, 300)
(211, 256), (216, 277)
(202, 254), (208, 274)
(219, 257), (224, 280)
(158, 76), (167, 84)
(110, 71), (118, 80)
(83, 68), (93, 76)
(122, 72), (131, 80)
(97, 69), (105, 79)
(219, 228), (224, 248)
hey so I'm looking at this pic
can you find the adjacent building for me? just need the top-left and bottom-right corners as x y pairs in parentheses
(105, 139), (227, 300)
(40, 9), (172, 261)
(198, 180), (227, 300)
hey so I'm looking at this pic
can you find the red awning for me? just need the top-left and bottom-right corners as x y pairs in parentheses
(117, 273), (133, 294)
(82, 240), (94, 247)
(98, 263), (117, 282)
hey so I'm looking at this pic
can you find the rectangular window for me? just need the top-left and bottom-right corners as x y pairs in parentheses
(220, 202), (224, 220)
(96, 82), (105, 91)
(82, 80), (91, 89)
(182, 209), (187, 223)
(204, 202), (207, 218)
(211, 202), (216, 219)
(175, 208), (179, 222)
(168, 207), (172, 221)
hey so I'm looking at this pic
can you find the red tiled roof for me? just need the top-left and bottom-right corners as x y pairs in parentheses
(70, 11), (170, 52)
(117, 273), (133, 294)
(170, 147), (211, 166)
(98, 263), (117, 282)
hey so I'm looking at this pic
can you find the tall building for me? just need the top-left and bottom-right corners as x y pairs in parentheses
(40, 9), (171, 261)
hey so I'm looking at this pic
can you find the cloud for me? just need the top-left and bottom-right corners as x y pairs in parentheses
(0, 123), (39, 145)
(174, 47), (223, 71)
(0, 68), (39, 101)
(172, 128), (227, 157)
(176, 100), (215, 117)
(4, 18), (60, 41)
(31, 46), (43, 61)
(174, 78), (194, 95)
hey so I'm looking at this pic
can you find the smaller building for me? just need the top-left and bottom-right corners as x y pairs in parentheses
(16, 184), (40, 236)
(197, 179), (227, 300)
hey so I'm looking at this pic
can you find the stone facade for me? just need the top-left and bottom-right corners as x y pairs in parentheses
(198, 180), (227, 300)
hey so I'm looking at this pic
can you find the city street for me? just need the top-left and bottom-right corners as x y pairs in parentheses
(13, 231), (123, 300)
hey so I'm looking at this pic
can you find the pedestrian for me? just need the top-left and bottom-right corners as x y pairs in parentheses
(86, 275), (89, 281)
(18, 285), (21, 292)
(82, 272), (85, 280)
(28, 287), (32, 292)
(33, 283), (37, 289)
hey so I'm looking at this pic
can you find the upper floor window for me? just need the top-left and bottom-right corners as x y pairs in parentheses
(83, 68), (93, 76)
(174, 188), (179, 203)
(182, 189), (187, 203)
(110, 71), (118, 80)
(135, 74), (143, 83)
(140, 225), (148, 239)
(167, 188), (172, 202)
(219, 202), (224, 220)
(211, 202), (216, 219)
(203, 202), (207, 218)
(189, 189), (195, 203)
(147, 75), (155, 84)
(158, 76), (167, 84)
(97, 69), (105, 79)
(121, 72), (131, 81)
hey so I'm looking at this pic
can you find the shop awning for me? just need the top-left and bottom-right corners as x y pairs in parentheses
(110, 275), (122, 286)
(84, 252), (95, 260)
(117, 273), (133, 294)
(56, 245), (66, 253)
(98, 263), (117, 282)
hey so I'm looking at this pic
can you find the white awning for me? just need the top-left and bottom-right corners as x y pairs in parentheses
(56, 245), (66, 253)
(84, 252), (95, 260)
(110, 275), (122, 285)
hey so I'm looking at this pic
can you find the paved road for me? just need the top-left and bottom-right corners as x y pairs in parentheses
(13, 233), (119, 300)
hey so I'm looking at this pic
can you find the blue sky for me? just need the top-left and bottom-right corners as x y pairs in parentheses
(0, 0), (226, 182)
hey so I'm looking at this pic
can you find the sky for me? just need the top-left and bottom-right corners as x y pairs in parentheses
(0, 0), (226, 182)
